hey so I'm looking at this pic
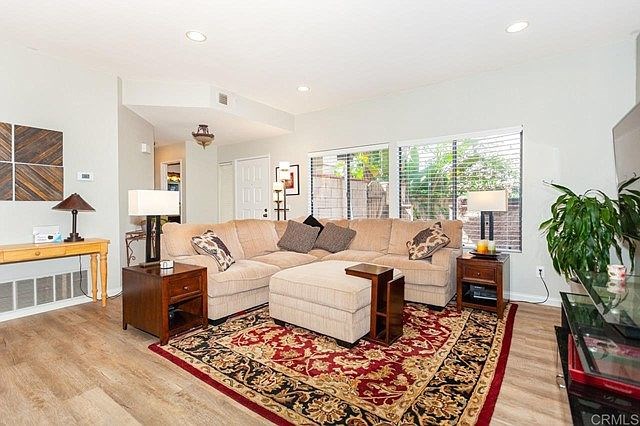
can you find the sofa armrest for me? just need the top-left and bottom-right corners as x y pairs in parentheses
(172, 254), (220, 275)
(431, 248), (461, 270)
(431, 248), (462, 294)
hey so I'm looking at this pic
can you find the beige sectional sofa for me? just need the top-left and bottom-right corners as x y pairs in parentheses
(160, 218), (462, 322)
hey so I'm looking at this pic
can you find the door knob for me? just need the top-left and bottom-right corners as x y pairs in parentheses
(264, 208), (268, 212)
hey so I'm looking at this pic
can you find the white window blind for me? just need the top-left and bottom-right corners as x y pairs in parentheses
(309, 146), (390, 219)
(398, 130), (522, 251)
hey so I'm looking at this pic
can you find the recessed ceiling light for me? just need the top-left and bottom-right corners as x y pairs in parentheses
(186, 31), (207, 42)
(506, 21), (529, 33)
(297, 86), (310, 92)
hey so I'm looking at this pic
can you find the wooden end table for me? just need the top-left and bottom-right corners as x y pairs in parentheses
(122, 262), (208, 345)
(456, 253), (510, 319)
(345, 263), (405, 346)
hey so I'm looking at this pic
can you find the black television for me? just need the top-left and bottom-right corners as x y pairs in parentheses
(613, 101), (640, 269)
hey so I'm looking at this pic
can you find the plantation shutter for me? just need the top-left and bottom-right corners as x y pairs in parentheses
(398, 130), (522, 251)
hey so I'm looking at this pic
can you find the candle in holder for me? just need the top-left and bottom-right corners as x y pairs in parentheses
(488, 240), (496, 253)
(476, 239), (489, 253)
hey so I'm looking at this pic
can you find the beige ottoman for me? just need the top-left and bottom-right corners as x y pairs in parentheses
(269, 260), (402, 347)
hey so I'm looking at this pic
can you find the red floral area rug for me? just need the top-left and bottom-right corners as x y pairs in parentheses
(150, 303), (517, 425)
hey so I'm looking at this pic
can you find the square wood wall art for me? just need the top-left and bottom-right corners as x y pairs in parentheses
(0, 122), (64, 201)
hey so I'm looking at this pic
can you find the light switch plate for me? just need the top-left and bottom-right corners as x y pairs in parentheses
(77, 171), (94, 181)
(141, 143), (151, 154)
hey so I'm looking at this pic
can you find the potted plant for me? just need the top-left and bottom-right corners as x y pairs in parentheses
(539, 177), (640, 280)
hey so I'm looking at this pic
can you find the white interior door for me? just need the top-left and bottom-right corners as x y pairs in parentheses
(218, 162), (234, 222)
(234, 156), (270, 220)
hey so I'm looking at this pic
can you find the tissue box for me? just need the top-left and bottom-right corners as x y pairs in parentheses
(33, 225), (62, 243)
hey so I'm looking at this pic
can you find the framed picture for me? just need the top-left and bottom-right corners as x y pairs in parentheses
(275, 164), (300, 196)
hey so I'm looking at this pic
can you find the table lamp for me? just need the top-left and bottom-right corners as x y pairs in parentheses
(128, 190), (180, 266)
(52, 193), (95, 242)
(467, 190), (508, 241)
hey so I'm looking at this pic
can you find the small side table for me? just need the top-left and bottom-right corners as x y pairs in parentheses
(345, 263), (405, 346)
(122, 263), (208, 345)
(456, 253), (510, 319)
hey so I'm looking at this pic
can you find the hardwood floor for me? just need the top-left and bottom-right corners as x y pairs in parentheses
(0, 298), (571, 425)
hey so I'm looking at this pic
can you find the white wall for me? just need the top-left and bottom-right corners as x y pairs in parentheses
(118, 79), (155, 268)
(0, 44), (121, 295)
(219, 39), (637, 304)
(636, 33), (640, 102)
(184, 143), (218, 223)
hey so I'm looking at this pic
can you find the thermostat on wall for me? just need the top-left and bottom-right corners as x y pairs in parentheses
(77, 172), (94, 181)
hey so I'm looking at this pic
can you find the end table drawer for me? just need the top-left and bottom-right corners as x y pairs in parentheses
(169, 274), (203, 300)
(462, 265), (496, 283)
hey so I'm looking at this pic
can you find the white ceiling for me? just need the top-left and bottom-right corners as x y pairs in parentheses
(2, 0), (639, 114)
(127, 105), (290, 146)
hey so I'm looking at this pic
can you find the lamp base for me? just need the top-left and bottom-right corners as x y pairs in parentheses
(64, 233), (84, 243)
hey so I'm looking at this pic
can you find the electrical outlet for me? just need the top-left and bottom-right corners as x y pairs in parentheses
(536, 266), (545, 278)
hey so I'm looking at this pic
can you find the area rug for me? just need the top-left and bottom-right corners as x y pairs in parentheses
(150, 303), (517, 425)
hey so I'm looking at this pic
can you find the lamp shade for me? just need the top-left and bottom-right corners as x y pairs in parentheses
(52, 193), (95, 212)
(467, 190), (508, 212)
(128, 190), (179, 216)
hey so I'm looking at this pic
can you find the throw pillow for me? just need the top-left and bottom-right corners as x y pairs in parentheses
(277, 220), (320, 253)
(406, 222), (451, 260)
(303, 214), (324, 234)
(191, 230), (235, 271)
(314, 222), (356, 253)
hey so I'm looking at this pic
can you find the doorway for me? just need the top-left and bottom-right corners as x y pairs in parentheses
(234, 156), (270, 220)
(160, 160), (184, 223)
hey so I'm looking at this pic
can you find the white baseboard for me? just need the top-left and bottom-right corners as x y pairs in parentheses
(0, 297), (93, 323)
(509, 291), (562, 307)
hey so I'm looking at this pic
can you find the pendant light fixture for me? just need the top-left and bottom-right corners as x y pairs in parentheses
(191, 124), (215, 149)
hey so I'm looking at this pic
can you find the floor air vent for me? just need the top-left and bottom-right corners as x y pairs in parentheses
(0, 270), (88, 314)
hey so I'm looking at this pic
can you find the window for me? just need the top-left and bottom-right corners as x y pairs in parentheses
(398, 129), (522, 250)
(309, 145), (389, 219)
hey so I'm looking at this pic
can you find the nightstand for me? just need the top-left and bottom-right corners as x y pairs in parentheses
(122, 263), (208, 345)
(456, 253), (510, 319)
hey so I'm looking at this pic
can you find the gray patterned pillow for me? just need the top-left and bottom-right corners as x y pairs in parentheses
(191, 230), (235, 271)
(277, 220), (320, 253)
(314, 222), (356, 253)
(406, 222), (450, 260)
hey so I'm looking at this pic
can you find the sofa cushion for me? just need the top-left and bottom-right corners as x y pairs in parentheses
(191, 231), (235, 271)
(372, 254), (448, 287)
(163, 221), (245, 259)
(406, 222), (451, 260)
(303, 215), (324, 233)
(234, 219), (279, 258)
(388, 219), (462, 254)
(209, 259), (279, 298)
(277, 220), (320, 253)
(319, 218), (350, 228)
(323, 249), (382, 263)
(314, 222), (356, 253)
(251, 251), (317, 269)
(347, 219), (392, 253)
(308, 248), (332, 259)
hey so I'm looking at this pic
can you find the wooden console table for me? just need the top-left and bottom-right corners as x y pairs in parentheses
(0, 238), (110, 307)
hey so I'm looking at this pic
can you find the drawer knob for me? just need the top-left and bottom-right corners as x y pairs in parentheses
(477, 272), (480, 276)
(183, 286), (189, 291)
(35, 251), (41, 256)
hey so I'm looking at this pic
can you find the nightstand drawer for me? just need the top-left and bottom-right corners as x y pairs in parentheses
(462, 264), (496, 283)
(168, 274), (203, 300)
